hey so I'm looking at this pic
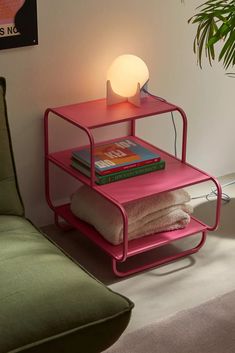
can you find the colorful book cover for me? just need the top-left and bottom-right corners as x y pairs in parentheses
(72, 137), (161, 175)
(71, 158), (165, 185)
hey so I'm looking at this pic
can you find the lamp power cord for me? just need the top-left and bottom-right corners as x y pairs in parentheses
(142, 88), (178, 157)
(191, 180), (235, 204)
(142, 88), (235, 204)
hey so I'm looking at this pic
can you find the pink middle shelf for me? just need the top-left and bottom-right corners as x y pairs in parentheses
(48, 136), (212, 205)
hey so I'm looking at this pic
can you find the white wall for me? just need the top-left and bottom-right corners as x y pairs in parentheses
(0, 0), (234, 226)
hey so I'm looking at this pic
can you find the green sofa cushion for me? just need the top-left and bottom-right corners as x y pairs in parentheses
(0, 216), (133, 353)
(0, 78), (24, 216)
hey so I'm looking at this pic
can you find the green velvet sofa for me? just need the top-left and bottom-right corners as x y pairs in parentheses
(0, 77), (134, 353)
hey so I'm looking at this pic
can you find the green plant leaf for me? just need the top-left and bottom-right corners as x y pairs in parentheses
(188, 0), (235, 71)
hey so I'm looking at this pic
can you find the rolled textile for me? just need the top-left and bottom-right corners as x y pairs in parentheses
(128, 204), (192, 238)
(70, 185), (193, 245)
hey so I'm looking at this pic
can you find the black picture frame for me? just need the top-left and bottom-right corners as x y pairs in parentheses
(0, 0), (38, 50)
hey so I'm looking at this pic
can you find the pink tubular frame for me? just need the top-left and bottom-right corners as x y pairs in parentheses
(112, 231), (207, 277)
(44, 98), (222, 277)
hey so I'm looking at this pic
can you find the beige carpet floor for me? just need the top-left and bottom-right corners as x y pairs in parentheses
(42, 173), (235, 344)
(104, 289), (235, 353)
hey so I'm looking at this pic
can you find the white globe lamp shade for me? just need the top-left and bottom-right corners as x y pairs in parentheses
(107, 55), (149, 98)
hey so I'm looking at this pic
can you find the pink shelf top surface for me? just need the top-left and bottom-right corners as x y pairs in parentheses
(49, 136), (212, 205)
(47, 96), (178, 129)
(55, 204), (207, 261)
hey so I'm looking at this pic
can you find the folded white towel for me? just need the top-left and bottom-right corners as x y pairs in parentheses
(128, 204), (192, 237)
(70, 186), (193, 245)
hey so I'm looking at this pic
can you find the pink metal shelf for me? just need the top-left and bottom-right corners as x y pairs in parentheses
(55, 204), (207, 261)
(49, 96), (178, 129)
(49, 136), (212, 205)
(44, 96), (222, 277)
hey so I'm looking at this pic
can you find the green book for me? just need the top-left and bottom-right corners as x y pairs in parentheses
(71, 158), (165, 185)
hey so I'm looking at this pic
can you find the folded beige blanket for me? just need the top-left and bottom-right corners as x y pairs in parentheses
(70, 186), (193, 245)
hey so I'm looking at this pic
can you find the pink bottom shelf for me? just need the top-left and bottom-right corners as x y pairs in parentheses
(55, 204), (207, 261)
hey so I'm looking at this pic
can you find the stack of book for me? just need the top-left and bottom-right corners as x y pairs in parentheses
(71, 137), (165, 185)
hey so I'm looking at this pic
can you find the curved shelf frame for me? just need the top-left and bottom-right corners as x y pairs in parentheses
(112, 231), (207, 277)
(44, 98), (222, 277)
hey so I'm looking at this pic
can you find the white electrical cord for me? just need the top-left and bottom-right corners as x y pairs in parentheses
(142, 88), (178, 157)
(191, 180), (235, 203)
(142, 88), (235, 204)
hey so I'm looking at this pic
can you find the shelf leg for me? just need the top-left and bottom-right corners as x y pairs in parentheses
(112, 231), (207, 277)
(55, 213), (74, 231)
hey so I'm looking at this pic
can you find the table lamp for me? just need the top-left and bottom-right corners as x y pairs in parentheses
(106, 54), (149, 107)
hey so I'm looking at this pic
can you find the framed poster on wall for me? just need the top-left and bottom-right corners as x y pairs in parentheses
(0, 0), (38, 50)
